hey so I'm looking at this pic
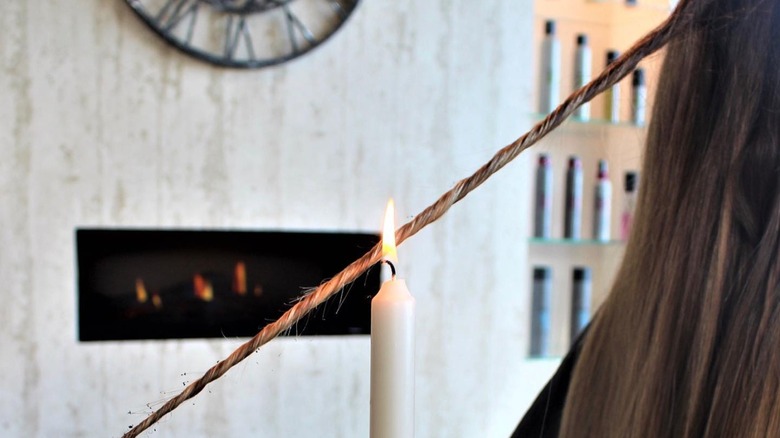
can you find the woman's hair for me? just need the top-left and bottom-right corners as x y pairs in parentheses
(560, 0), (780, 436)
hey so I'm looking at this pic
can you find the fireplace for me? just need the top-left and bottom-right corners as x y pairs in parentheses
(76, 229), (379, 341)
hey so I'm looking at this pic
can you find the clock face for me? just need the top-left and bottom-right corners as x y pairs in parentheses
(124, 0), (360, 69)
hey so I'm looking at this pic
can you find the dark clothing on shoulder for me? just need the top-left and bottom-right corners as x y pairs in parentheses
(510, 328), (588, 437)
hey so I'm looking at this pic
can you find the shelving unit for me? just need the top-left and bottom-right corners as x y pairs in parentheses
(529, 238), (625, 246)
(585, 0), (678, 11)
(526, 0), (669, 358)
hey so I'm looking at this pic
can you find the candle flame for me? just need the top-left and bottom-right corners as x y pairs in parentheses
(382, 199), (398, 263)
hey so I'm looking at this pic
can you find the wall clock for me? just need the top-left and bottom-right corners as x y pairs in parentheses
(124, 0), (360, 69)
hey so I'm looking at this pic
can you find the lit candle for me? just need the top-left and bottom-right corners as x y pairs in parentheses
(370, 199), (415, 438)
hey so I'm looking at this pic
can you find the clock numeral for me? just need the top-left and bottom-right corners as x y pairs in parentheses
(224, 15), (256, 61)
(156, 0), (199, 42)
(283, 5), (317, 54)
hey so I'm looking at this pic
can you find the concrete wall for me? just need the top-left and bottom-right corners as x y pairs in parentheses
(0, 1), (542, 437)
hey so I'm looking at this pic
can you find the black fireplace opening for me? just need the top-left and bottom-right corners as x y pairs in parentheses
(76, 229), (379, 342)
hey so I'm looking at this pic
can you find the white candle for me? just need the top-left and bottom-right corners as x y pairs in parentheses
(370, 199), (415, 438)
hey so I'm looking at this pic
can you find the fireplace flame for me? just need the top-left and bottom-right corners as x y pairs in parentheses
(135, 278), (148, 303)
(193, 274), (214, 301)
(233, 261), (247, 295)
(151, 293), (162, 309)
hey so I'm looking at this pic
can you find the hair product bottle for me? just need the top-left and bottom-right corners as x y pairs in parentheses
(534, 154), (553, 238)
(593, 160), (612, 242)
(564, 156), (583, 239)
(530, 266), (552, 357)
(621, 171), (639, 240)
(573, 34), (592, 121)
(571, 267), (592, 345)
(632, 68), (647, 126)
(604, 50), (621, 123)
(538, 20), (561, 114)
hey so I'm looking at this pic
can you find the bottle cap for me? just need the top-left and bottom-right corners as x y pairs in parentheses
(534, 267), (551, 280)
(573, 267), (591, 281)
(577, 34), (588, 46)
(568, 156), (581, 169)
(633, 69), (646, 86)
(538, 153), (550, 166)
(545, 20), (556, 35)
(625, 0), (637, 5)
(597, 160), (609, 178)
(606, 50), (619, 65)
(625, 171), (639, 192)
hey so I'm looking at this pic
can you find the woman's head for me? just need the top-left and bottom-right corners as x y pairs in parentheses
(560, 0), (780, 436)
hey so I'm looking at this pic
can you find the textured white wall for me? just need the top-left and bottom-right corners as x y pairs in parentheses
(0, 1), (540, 437)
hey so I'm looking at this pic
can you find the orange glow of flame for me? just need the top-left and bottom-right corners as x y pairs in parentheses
(382, 199), (398, 263)
(135, 278), (148, 303)
(233, 261), (247, 296)
(151, 293), (163, 309)
(193, 274), (214, 302)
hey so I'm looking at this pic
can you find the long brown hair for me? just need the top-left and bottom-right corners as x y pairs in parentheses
(559, 0), (780, 436)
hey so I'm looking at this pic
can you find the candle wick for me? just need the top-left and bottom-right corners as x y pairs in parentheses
(383, 260), (397, 278)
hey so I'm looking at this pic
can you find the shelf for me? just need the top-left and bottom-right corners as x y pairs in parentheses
(536, 0), (673, 25)
(528, 113), (648, 152)
(525, 355), (564, 361)
(531, 113), (647, 129)
(529, 238), (625, 246)
(585, 0), (676, 12)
